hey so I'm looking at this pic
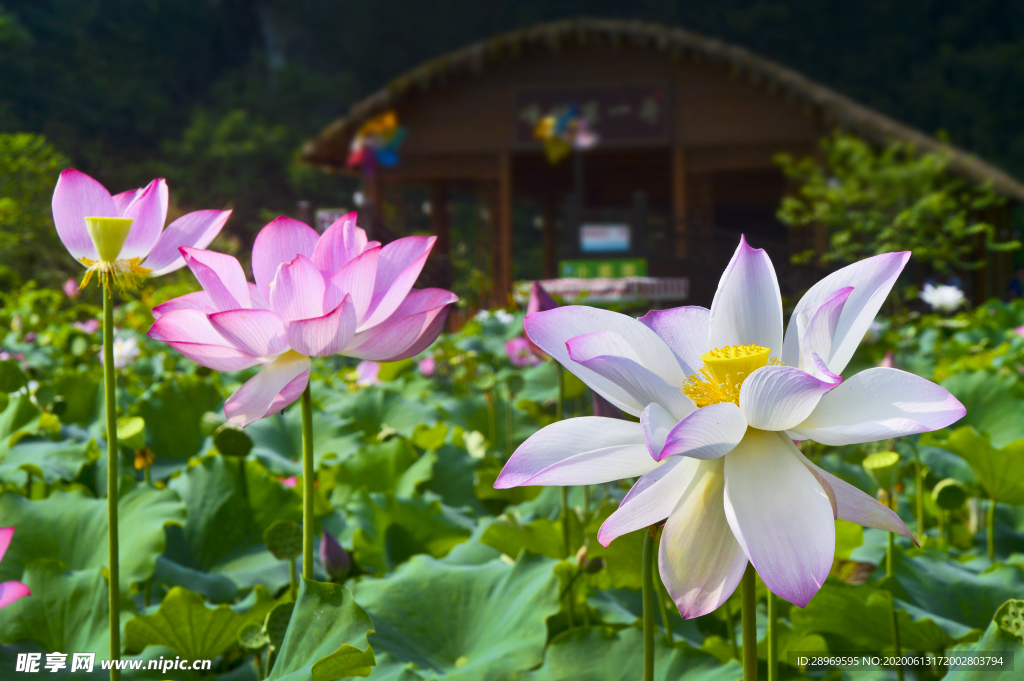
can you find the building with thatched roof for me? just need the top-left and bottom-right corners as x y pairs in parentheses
(302, 18), (1024, 309)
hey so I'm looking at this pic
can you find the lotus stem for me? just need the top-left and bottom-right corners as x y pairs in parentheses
(910, 441), (925, 541)
(887, 529), (895, 577)
(654, 528), (673, 644)
(254, 652), (264, 681)
(741, 564), (757, 681)
(767, 590), (778, 681)
(301, 383), (314, 580)
(103, 287), (121, 681)
(987, 497), (996, 561)
(725, 598), (739, 660)
(890, 591), (903, 681)
(643, 526), (656, 681)
(561, 487), (571, 558)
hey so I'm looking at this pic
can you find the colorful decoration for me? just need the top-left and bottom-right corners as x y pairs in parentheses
(532, 105), (598, 164)
(347, 111), (406, 172)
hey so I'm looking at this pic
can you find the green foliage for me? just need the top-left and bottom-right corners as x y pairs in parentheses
(776, 133), (1019, 272)
(926, 427), (1024, 504)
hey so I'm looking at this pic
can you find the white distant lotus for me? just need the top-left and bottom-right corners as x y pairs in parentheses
(919, 282), (966, 313)
(495, 239), (964, 616)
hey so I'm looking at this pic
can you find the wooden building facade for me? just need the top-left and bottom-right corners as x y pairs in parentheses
(302, 19), (1024, 308)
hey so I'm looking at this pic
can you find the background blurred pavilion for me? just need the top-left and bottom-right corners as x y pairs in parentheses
(302, 18), (1024, 312)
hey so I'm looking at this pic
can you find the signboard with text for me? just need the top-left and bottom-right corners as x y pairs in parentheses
(559, 258), (648, 279)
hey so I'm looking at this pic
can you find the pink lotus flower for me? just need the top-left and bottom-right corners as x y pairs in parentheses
(63, 278), (80, 299)
(418, 354), (436, 376)
(74, 319), (100, 334)
(52, 169), (231, 285)
(0, 527), (30, 609)
(148, 214), (457, 426)
(356, 360), (381, 386)
(506, 336), (540, 367)
(497, 238), (964, 616)
(279, 475), (298, 488)
(525, 281), (558, 360)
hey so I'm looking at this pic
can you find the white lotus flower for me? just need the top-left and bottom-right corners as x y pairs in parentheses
(495, 239), (965, 616)
(919, 283), (965, 312)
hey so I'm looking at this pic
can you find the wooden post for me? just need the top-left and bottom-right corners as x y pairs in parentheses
(495, 152), (513, 307)
(542, 198), (558, 279)
(672, 147), (688, 259)
(430, 182), (451, 289)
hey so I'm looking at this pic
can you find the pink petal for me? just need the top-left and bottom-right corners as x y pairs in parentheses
(208, 308), (288, 358)
(527, 281), (559, 314)
(660, 458), (749, 618)
(269, 255), (327, 321)
(739, 363), (840, 432)
(344, 289), (456, 361)
(708, 236), (784, 357)
(51, 168), (116, 261)
(782, 252), (910, 374)
(225, 352), (311, 426)
(658, 402), (747, 461)
(151, 291), (214, 319)
(494, 417), (650, 488)
(119, 178), (168, 259)
(0, 527), (12, 562)
(143, 209), (232, 276)
(789, 368), (966, 445)
(181, 247), (251, 311)
(252, 216), (320, 304)
(326, 245), (381, 324)
(723, 429), (834, 607)
(148, 309), (261, 371)
(361, 236), (436, 329)
(0, 581), (30, 609)
(112, 189), (139, 214)
(597, 457), (697, 546)
(638, 306), (710, 375)
(286, 295), (357, 357)
(311, 212), (369, 274)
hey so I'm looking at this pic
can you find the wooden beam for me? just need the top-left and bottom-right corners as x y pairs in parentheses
(495, 152), (513, 306)
(672, 146), (688, 258)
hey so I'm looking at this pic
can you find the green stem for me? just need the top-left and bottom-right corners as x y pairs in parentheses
(890, 592), (904, 681)
(288, 558), (298, 601)
(887, 529), (895, 578)
(300, 383), (314, 580)
(561, 487), (571, 558)
(506, 388), (513, 459)
(581, 573), (590, 627)
(103, 287), (121, 681)
(725, 599), (739, 661)
(642, 527), (656, 681)
(556, 364), (564, 421)
(655, 547), (673, 645)
(911, 441), (925, 541)
(254, 652), (264, 681)
(583, 485), (591, 519)
(767, 590), (778, 681)
(741, 564), (757, 681)
(987, 497), (996, 561)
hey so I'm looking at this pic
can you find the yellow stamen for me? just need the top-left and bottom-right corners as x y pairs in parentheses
(78, 256), (151, 292)
(682, 344), (779, 407)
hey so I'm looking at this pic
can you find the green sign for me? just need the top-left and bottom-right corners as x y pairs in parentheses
(559, 258), (648, 279)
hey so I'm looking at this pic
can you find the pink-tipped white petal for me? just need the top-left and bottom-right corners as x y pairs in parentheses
(147, 309), (261, 371)
(51, 169), (116, 261)
(286, 296), (357, 357)
(792, 446), (912, 539)
(143, 209), (231, 276)
(739, 364), (840, 432)
(598, 456), (697, 546)
(0, 581), (30, 609)
(326, 245), (381, 324)
(344, 288), (456, 361)
(208, 309), (288, 358)
(568, 333), (694, 420)
(311, 212), (368, 273)
(361, 236), (436, 329)
(796, 287), (853, 371)
(782, 251), (910, 374)
(660, 458), (749, 618)
(494, 417), (649, 488)
(659, 402), (747, 461)
(709, 236), (784, 357)
(151, 291), (213, 319)
(526, 307), (687, 417)
(638, 306), (710, 375)
(225, 352), (311, 427)
(269, 255), (327, 321)
(640, 403), (676, 459)
(119, 178), (168, 259)
(789, 368), (966, 446)
(181, 247), (251, 311)
(723, 429), (834, 607)
(252, 216), (320, 303)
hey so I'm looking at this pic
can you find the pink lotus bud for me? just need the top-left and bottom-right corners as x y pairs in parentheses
(418, 355), (435, 376)
(319, 530), (351, 579)
(505, 337), (540, 367)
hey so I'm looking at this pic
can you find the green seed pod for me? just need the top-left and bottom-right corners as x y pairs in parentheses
(214, 422), (254, 458)
(263, 519), (303, 560)
(237, 622), (269, 652)
(863, 451), (901, 491)
(932, 478), (968, 511)
(264, 601), (295, 651)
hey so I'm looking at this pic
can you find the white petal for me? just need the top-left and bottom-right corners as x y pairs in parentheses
(598, 456), (698, 546)
(638, 306), (710, 375)
(708, 236), (784, 358)
(739, 365), (840, 432)
(797, 286), (853, 371)
(660, 402), (747, 461)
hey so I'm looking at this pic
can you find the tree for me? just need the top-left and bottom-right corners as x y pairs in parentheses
(775, 132), (1020, 274)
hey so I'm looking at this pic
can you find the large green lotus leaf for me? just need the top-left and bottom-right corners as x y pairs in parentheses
(585, 502), (645, 591)
(366, 654), (427, 680)
(53, 371), (100, 425)
(0, 480), (185, 592)
(480, 514), (583, 561)
(351, 552), (561, 681)
(918, 444), (978, 486)
(125, 587), (246, 659)
(268, 579), (375, 681)
(945, 601), (1024, 681)
(0, 392), (39, 440)
(167, 455), (301, 571)
(925, 427), (1024, 504)
(789, 581), (969, 652)
(344, 492), (473, 576)
(0, 438), (99, 484)
(320, 386), (437, 440)
(0, 561), (134, 654)
(519, 626), (741, 681)
(149, 555), (238, 604)
(941, 370), (1024, 448)
(323, 438), (433, 506)
(890, 550), (1024, 630)
(132, 374), (221, 466)
(421, 443), (485, 516)
(247, 405), (362, 474)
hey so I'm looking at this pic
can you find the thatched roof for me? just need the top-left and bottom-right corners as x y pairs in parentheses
(302, 17), (1024, 201)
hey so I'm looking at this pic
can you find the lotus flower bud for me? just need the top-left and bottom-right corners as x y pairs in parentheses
(319, 530), (351, 579)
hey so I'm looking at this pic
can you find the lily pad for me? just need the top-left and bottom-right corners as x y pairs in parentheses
(925, 427), (1024, 504)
